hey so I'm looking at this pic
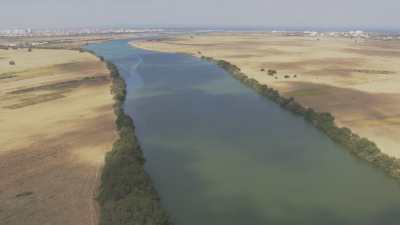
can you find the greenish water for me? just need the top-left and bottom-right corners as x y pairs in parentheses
(86, 40), (400, 225)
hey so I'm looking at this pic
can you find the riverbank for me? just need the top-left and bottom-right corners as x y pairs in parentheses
(95, 57), (174, 225)
(0, 47), (117, 225)
(134, 34), (400, 158)
(202, 56), (400, 180)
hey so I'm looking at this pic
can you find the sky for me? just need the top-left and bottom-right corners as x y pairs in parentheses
(1, 0), (400, 30)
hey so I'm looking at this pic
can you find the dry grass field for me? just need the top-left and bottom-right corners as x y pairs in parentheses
(0, 48), (117, 225)
(0, 33), (138, 50)
(135, 33), (400, 158)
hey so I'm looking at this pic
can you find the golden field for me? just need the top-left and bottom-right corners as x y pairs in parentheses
(135, 33), (400, 158)
(0, 48), (116, 225)
(0, 33), (138, 50)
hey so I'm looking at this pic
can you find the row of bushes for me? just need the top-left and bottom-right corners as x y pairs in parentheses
(97, 57), (174, 225)
(203, 56), (400, 180)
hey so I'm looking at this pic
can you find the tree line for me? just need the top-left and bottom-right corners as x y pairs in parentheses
(82, 48), (174, 225)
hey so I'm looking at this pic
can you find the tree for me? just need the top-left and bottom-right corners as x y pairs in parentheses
(268, 69), (277, 76)
(9, 60), (15, 65)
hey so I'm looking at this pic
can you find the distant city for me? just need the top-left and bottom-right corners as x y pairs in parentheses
(0, 27), (165, 37)
(1, 27), (400, 41)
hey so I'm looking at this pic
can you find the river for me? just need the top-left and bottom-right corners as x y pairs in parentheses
(86, 40), (400, 225)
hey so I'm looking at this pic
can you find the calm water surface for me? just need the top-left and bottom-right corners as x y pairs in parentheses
(86, 40), (400, 225)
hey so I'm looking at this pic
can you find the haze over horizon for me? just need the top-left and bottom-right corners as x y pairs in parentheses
(2, 0), (400, 30)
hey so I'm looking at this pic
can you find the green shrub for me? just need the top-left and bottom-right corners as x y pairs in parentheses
(268, 69), (277, 76)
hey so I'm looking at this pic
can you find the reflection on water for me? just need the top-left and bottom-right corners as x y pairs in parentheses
(86, 40), (400, 225)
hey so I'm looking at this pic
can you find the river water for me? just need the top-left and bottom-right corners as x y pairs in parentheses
(86, 40), (400, 225)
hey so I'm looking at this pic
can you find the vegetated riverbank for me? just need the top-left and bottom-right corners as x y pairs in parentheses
(202, 56), (400, 180)
(90, 51), (174, 225)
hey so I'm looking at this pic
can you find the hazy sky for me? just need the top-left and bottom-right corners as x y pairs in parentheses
(2, 0), (400, 30)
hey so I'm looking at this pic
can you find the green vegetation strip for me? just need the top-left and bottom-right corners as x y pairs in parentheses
(202, 56), (400, 180)
(99, 59), (174, 225)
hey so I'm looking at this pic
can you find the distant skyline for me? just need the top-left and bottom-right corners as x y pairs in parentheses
(2, 0), (400, 30)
